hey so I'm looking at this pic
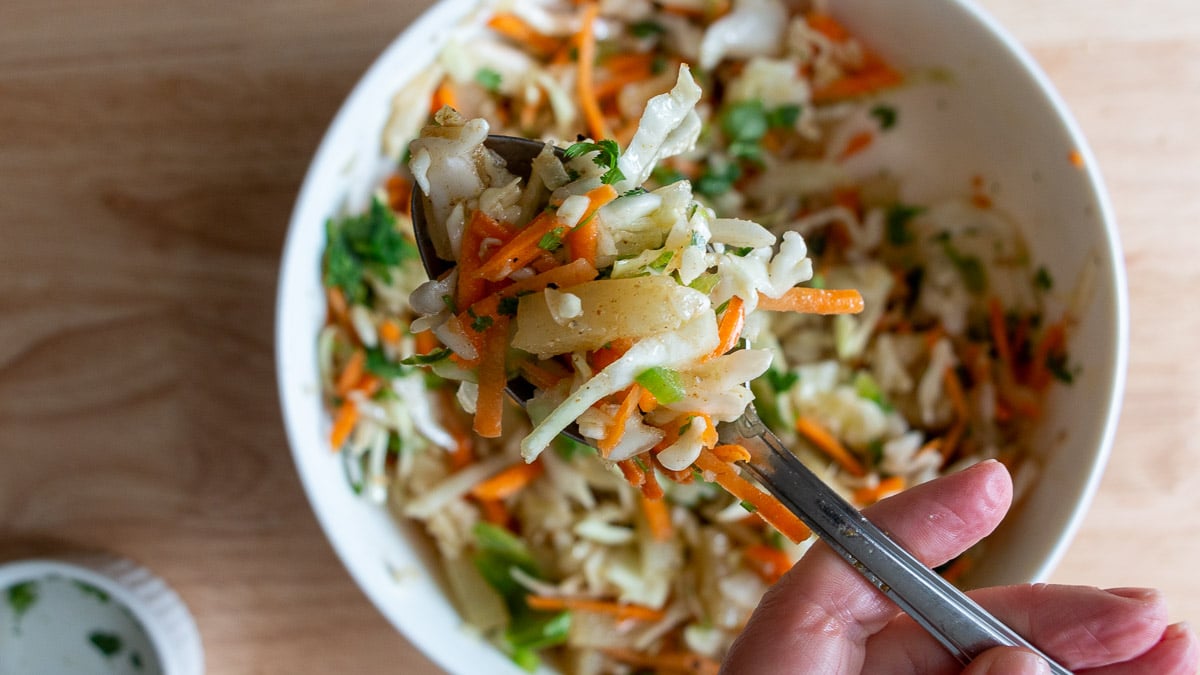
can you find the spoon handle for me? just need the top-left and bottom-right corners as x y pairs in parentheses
(720, 410), (1072, 674)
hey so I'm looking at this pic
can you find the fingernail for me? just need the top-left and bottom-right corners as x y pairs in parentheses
(1164, 622), (1193, 640)
(1105, 586), (1162, 603)
(985, 649), (1051, 675)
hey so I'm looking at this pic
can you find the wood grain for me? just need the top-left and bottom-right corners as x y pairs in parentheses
(0, 1), (1196, 673)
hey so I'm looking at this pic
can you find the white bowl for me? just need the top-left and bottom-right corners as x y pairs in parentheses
(275, 0), (1127, 672)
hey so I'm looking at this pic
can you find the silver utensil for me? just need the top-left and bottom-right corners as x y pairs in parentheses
(410, 134), (1072, 674)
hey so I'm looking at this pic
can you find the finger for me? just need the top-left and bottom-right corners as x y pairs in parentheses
(1080, 622), (1200, 675)
(721, 459), (1012, 674)
(863, 585), (1170, 673)
(961, 647), (1050, 675)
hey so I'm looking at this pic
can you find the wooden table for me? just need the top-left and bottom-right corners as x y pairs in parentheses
(2, 1), (1196, 672)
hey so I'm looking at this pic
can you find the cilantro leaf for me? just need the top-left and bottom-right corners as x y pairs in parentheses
(537, 226), (567, 252)
(399, 348), (452, 365)
(563, 139), (625, 184)
(475, 67), (502, 92)
(885, 205), (923, 245)
(1034, 266), (1054, 291)
(764, 369), (799, 393)
(870, 103), (898, 130)
(365, 348), (410, 379)
(323, 198), (417, 304)
(767, 104), (801, 128)
(629, 20), (666, 37)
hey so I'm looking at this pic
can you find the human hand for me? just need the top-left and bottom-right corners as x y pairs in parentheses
(723, 460), (1198, 674)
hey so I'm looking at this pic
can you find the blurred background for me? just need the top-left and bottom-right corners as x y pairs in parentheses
(1, 0), (1197, 672)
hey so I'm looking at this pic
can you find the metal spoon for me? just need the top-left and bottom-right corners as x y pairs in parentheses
(411, 134), (1072, 674)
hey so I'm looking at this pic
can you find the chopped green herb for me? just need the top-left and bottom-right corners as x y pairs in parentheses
(728, 246), (754, 257)
(694, 160), (741, 198)
(365, 347), (411, 379)
(767, 104), (802, 128)
(323, 198), (418, 304)
(636, 367), (686, 405)
(936, 236), (988, 294)
(469, 309), (494, 333)
(563, 139), (625, 184)
(866, 439), (885, 464)
(131, 652), (144, 670)
(399, 348), (452, 365)
(441, 294), (457, 313)
(475, 67), (502, 92)
(740, 500), (758, 513)
(1034, 266), (1054, 291)
(498, 296), (520, 317)
(88, 631), (123, 657)
(629, 20), (666, 37)
(73, 581), (110, 604)
(713, 299), (730, 315)
(720, 101), (769, 146)
(537, 226), (567, 251)
(1045, 351), (1077, 384)
(553, 435), (595, 460)
(651, 54), (668, 74)
(765, 369), (799, 393)
(7, 581), (37, 618)
(623, 187), (648, 197)
(647, 250), (674, 272)
(767, 530), (787, 550)
(809, 273), (826, 289)
(870, 103), (898, 130)
(651, 166), (686, 186)
(885, 205), (923, 245)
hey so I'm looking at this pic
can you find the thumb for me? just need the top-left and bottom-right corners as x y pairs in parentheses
(961, 647), (1051, 675)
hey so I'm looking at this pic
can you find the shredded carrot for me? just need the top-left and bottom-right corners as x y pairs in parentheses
(743, 544), (793, 584)
(805, 12), (851, 41)
(379, 319), (402, 346)
(795, 416), (866, 477)
(838, 130), (875, 160)
(335, 348), (367, 396)
(565, 218), (598, 266)
(458, 211), (499, 309)
(473, 211), (563, 282)
(812, 54), (903, 103)
(518, 360), (568, 391)
(711, 444), (751, 463)
(940, 554), (975, 585)
(448, 426), (474, 471)
(477, 497), (510, 526)
(414, 329), (438, 355)
(599, 384), (643, 456)
(326, 286), (351, 331)
(576, 3), (611, 141)
(593, 53), (658, 99)
(384, 174), (413, 215)
(602, 648), (721, 675)
(527, 595), (666, 623)
(473, 315), (511, 438)
(589, 338), (633, 372)
(329, 400), (359, 451)
(486, 12), (560, 57)
(431, 79), (458, 114)
(637, 386), (659, 413)
(1068, 149), (1085, 169)
(640, 467), (664, 500)
(1029, 320), (1068, 390)
(693, 450), (811, 543)
(707, 295), (746, 361)
(471, 460), (544, 500)
(616, 458), (646, 488)
(641, 494), (672, 541)
(756, 288), (865, 314)
(853, 475), (906, 506)
(696, 413), (719, 448)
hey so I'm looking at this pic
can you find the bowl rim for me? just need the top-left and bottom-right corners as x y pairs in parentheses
(274, 0), (1129, 670)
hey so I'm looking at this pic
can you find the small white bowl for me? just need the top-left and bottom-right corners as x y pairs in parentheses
(0, 556), (204, 675)
(276, 0), (1126, 672)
